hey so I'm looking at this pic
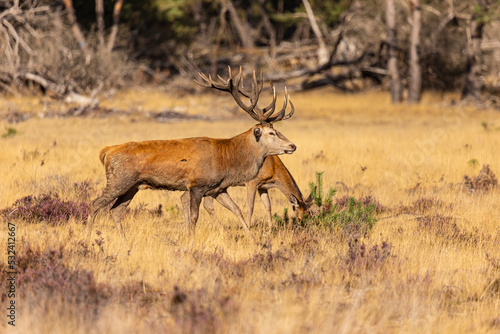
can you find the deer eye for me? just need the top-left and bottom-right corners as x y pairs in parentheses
(269, 132), (276, 136)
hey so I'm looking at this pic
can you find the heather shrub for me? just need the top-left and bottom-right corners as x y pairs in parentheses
(1, 193), (89, 224)
(119, 280), (160, 306)
(190, 246), (291, 279)
(0, 244), (111, 311)
(343, 238), (392, 273)
(416, 214), (484, 245)
(394, 197), (453, 215)
(338, 238), (396, 289)
(463, 164), (498, 192)
(170, 286), (238, 334)
(336, 194), (386, 214)
(72, 179), (98, 202)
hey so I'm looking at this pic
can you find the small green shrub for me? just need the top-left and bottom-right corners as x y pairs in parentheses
(468, 158), (479, 167)
(2, 127), (17, 138)
(274, 172), (378, 237)
(309, 171), (336, 207)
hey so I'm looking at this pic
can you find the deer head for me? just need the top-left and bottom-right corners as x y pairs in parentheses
(290, 193), (322, 221)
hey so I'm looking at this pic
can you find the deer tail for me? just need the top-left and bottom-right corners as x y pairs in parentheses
(99, 147), (110, 165)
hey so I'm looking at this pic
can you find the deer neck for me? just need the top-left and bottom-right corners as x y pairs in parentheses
(274, 159), (305, 205)
(221, 129), (267, 184)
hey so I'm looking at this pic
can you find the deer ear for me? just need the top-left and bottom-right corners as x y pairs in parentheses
(305, 193), (313, 206)
(253, 127), (262, 141)
(289, 194), (299, 208)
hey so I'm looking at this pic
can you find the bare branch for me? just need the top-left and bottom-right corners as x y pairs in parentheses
(107, 0), (124, 53)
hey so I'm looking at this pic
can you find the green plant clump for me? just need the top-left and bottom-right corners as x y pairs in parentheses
(274, 172), (377, 236)
(2, 127), (18, 138)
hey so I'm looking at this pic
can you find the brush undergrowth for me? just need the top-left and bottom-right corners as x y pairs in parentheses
(274, 172), (378, 236)
(1, 193), (89, 224)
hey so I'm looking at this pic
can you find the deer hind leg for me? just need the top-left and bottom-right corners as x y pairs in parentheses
(215, 191), (252, 236)
(110, 186), (139, 243)
(258, 189), (273, 229)
(87, 192), (119, 243)
(203, 196), (224, 231)
(86, 182), (136, 243)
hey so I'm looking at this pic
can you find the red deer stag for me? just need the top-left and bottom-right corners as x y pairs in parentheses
(86, 68), (296, 242)
(189, 155), (309, 229)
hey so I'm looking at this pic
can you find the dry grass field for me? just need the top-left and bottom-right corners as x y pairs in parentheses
(1, 88), (500, 333)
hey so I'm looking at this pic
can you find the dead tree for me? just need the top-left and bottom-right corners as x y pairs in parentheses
(223, 0), (254, 50)
(386, 0), (402, 103)
(302, 0), (328, 64)
(258, 0), (277, 58)
(461, 0), (487, 101)
(62, 0), (90, 61)
(107, 0), (124, 53)
(408, 0), (422, 103)
(95, 0), (125, 52)
(95, 0), (105, 48)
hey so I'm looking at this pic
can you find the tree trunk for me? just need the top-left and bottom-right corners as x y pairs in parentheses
(408, 0), (422, 103)
(302, 0), (329, 64)
(191, 0), (207, 37)
(276, 0), (285, 45)
(461, 1), (486, 100)
(107, 0), (124, 53)
(224, 0), (254, 50)
(258, 0), (277, 58)
(386, 0), (402, 103)
(95, 0), (105, 49)
(211, 4), (228, 77)
(62, 0), (90, 60)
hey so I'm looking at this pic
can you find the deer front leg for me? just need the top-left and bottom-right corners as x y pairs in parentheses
(246, 182), (258, 227)
(180, 192), (190, 225)
(188, 188), (203, 232)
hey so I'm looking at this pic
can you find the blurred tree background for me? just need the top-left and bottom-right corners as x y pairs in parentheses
(0, 0), (499, 106)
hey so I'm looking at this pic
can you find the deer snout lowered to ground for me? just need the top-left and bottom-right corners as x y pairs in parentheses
(86, 68), (296, 243)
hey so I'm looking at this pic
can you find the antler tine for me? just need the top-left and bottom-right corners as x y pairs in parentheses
(227, 68), (253, 98)
(195, 72), (213, 88)
(247, 70), (265, 121)
(257, 71), (264, 94)
(266, 93), (288, 123)
(208, 74), (229, 91)
(216, 74), (228, 86)
(228, 67), (261, 122)
(261, 85), (277, 120)
(251, 71), (264, 98)
(195, 72), (232, 93)
(281, 99), (295, 121)
(265, 87), (294, 123)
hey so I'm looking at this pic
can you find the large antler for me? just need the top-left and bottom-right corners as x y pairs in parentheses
(196, 67), (294, 125)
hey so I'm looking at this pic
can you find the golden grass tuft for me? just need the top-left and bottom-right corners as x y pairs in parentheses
(1, 89), (500, 333)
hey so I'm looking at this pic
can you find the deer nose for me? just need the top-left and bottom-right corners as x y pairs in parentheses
(290, 144), (296, 152)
